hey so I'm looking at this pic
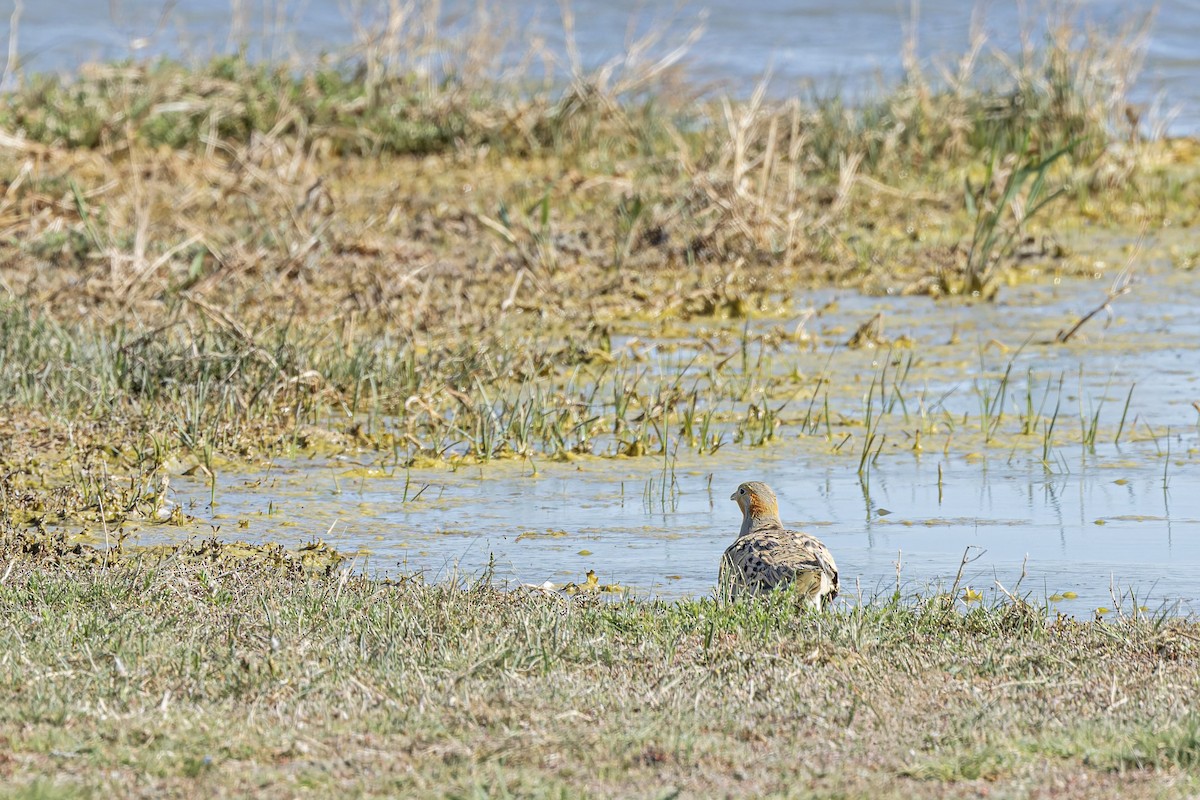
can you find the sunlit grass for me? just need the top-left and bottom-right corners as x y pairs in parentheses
(0, 545), (1196, 797)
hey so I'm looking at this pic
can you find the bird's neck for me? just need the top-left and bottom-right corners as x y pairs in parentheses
(740, 510), (781, 537)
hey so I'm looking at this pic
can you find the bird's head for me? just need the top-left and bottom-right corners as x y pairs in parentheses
(731, 481), (780, 521)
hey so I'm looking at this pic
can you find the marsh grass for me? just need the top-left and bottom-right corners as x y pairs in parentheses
(956, 134), (1078, 296)
(0, 543), (1197, 798)
(0, 4), (1193, 526)
(0, 3), (1171, 295)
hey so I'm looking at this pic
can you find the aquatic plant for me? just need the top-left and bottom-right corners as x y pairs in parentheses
(955, 135), (1078, 296)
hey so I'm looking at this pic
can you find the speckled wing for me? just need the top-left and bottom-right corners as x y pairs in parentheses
(720, 526), (839, 604)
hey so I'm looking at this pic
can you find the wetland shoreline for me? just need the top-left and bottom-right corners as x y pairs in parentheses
(0, 11), (1198, 795)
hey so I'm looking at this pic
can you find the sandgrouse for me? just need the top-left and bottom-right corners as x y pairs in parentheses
(720, 481), (839, 607)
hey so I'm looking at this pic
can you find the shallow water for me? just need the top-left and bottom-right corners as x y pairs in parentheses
(8, 0), (1199, 134)
(118, 265), (1200, 616)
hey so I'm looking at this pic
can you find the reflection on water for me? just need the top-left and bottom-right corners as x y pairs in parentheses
(118, 266), (1200, 616)
(149, 441), (1199, 616)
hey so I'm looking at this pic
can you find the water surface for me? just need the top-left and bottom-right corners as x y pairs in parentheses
(121, 265), (1200, 615)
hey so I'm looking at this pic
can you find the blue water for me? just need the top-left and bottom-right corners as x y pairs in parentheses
(4, 0), (1197, 133)
(168, 440), (1199, 615)
(113, 265), (1200, 616)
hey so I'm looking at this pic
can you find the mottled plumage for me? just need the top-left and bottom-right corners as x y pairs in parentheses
(719, 481), (839, 607)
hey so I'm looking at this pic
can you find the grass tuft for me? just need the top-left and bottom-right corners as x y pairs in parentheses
(0, 546), (1197, 796)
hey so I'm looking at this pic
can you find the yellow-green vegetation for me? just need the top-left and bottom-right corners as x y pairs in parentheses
(1, 12), (1199, 796)
(1, 18), (1197, 523)
(1, 544), (1198, 797)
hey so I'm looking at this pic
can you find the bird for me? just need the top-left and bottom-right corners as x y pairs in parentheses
(719, 481), (839, 608)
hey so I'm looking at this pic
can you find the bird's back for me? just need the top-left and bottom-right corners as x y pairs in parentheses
(720, 524), (839, 605)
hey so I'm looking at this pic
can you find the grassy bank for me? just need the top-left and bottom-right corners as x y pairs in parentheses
(0, 545), (1198, 798)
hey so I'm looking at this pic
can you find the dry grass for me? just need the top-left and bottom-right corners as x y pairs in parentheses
(0, 4), (1180, 326)
(0, 22), (1194, 476)
(0, 543), (1198, 798)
